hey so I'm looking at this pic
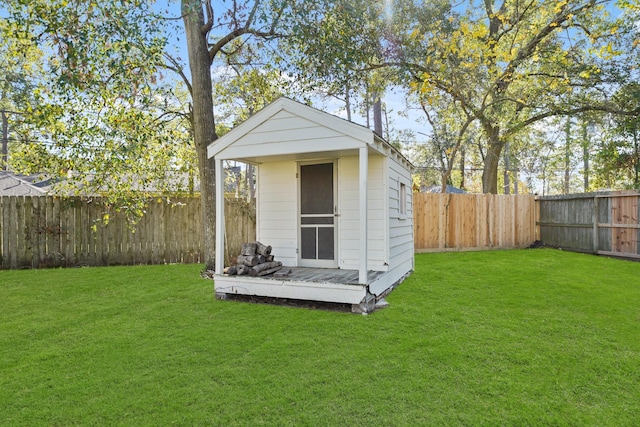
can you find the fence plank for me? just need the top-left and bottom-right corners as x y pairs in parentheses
(77, 198), (87, 266)
(193, 197), (204, 263)
(52, 198), (62, 265)
(22, 196), (34, 268)
(118, 211), (129, 265)
(177, 201), (188, 263)
(87, 200), (99, 266)
(43, 196), (53, 267)
(0, 197), (3, 268)
(5, 196), (17, 268)
(15, 196), (26, 268)
(34, 197), (45, 267)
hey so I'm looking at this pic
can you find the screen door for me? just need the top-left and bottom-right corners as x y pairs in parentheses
(299, 162), (336, 267)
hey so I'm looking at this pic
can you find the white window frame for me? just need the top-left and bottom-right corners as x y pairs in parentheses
(399, 181), (407, 219)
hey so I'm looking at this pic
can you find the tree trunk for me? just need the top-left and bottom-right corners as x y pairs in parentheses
(1, 111), (8, 171)
(345, 81), (352, 122)
(459, 146), (466, 191)
(482, 139), (503, 194)
(182, 0), (218, 270)
(633, 123), (639, 188)
(503, 142), (510, 194)
(582, 120), (590, 192)
(247, 164), (255, 199)
(564, 118), (571, 194)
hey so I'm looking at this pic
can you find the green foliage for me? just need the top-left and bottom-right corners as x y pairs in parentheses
(2, 0), (639, 203)
(283, 0), (397, 122)
(213, 66), (294, 128)
(404, 0), (634, 192)
(1, 0), (196, 222)
(594, 88), (640, 189)
(2, 250), (640, 424)
(294, 0), (637, 193)
(0, 13), (45, 168)
(0, 18), (40, 107)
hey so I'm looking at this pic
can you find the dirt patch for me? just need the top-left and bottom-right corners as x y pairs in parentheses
(217, 293), (354, 312)
(527, 240), (560, 249)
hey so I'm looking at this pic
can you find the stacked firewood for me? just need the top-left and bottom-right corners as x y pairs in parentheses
(223, 241), (283, 277)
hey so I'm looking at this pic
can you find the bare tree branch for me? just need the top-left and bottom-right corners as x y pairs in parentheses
(202, 0), (214, 36)
(161, 53), (192, 95)
(208, 27), (282, 62)
(507, 104), (640, 136)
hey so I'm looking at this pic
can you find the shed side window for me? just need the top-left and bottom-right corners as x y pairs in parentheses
(399, 182), (407, 218)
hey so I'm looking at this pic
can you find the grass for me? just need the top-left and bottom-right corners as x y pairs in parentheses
(1, 249), (639, 426)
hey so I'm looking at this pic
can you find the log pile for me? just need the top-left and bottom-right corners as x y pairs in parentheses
(223, 241), (283, 277)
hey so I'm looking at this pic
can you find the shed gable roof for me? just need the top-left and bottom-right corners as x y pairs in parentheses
(207, 97), (413, 172)
(207, 97), (378, 159)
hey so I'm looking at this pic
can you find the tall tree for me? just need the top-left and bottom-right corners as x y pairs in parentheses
(595, 83), (640, 189)
(0, 14), (43, 169)
(181, 0), (293, 269)
(3, 0), (298, 269)
(399, 0), (638, 193)
(414, 91), (474, 192)
(302, 0), (639, 193)
(284, 0), (398, 130)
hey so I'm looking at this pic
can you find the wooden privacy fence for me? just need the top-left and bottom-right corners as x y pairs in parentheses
(538, 191), (640, 259)
(0, 196), (256, 269)
(413, 193), (537, 251)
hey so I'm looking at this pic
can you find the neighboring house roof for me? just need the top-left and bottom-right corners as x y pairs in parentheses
(0, 171), (52, 196)
(207, 97), (413, 171)
(0, 170), (204, 197)
(423, 184), (467, 194)
(96, 172), (201, 194)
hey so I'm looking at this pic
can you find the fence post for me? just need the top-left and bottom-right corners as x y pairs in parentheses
(592, 196), (599, 253)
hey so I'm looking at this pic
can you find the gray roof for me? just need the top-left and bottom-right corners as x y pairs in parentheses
(0, 171), (204, 196)
(423, 185), (467, 194)
(0, 171), (53, 196)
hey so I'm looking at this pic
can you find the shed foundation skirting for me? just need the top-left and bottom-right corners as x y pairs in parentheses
(368, 258), (414, 297)
(214, 275), (368, 305)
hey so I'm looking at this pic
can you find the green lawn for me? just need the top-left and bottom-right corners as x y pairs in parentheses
(1, 249), (639, 426)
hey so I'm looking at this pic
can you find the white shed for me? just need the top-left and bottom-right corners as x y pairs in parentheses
(207, 97), (413, 313)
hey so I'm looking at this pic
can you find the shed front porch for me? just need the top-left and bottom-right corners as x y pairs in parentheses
(214, 266), (407, 313)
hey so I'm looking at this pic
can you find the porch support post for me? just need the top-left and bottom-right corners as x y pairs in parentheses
(359, 146), (368, 284)
(215, 157), (225, 275)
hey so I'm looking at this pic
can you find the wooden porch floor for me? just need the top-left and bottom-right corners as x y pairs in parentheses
(253, 267), (385, 285)
(215, 267), (397, 310)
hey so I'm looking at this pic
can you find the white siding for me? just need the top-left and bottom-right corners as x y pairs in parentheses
(388, 156), (414, 272)
(257, 161), (298, 265)
(338, 154), (388, 271)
